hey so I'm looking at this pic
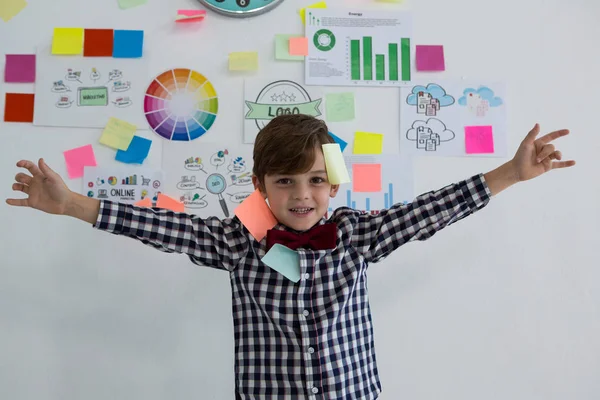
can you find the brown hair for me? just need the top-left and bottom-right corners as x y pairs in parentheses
(253, 114), (334, 184)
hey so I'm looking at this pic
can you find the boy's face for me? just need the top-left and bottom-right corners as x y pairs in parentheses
(252, 149), (339, 232)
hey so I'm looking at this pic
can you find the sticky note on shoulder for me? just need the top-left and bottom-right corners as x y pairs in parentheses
(234, 189), (278, 241)
(229, 52), (258, 71)
(322, 143), (350, 185)
(261, 244), (300, 282)
(156, 193), (185, 212)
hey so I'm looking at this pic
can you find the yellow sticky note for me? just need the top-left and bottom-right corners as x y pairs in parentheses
(99, 117), (137, 150)
(0, 0), (27, 22)
(353, 132), (384, 154)
(299, 1), (327, 25)
(52, 28), (84, 55)
(229, 52), (259, 71)
(322, 143), (350, 185)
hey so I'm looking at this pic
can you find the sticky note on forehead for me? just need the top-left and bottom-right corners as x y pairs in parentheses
(322, 143), (350, 185)
(234, 189), (278, 241)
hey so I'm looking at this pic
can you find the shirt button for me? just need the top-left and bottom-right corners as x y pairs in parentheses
(308, 347), (315, 354)
(302, 310), (309, 317)
(304, 273), (310, 280)
(311, 387), (319, 394)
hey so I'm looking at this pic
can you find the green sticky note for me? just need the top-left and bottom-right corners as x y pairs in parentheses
(262, 244), (300, 282)
(275, 34), (304, 61)
(326, 92), (355, 122)
(118, 0), (147, 9)
(353, 131), (384, 154)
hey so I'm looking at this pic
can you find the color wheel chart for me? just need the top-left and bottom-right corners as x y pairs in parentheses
(144, 68), (219, 141)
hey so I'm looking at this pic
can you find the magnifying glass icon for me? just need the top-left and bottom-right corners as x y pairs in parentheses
(206, 173), (229, 217)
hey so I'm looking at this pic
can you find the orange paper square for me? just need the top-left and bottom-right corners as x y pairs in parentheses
(289, 37), (309, 56)
(156, 193), (185, 212)
(352, 164), (382, 192)
(4, 93), (34, 123)
(234, 189), (278, 241)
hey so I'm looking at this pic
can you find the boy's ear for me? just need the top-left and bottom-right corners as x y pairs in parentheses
(329, 184), (339, 198)
(252, 175), (268, 199)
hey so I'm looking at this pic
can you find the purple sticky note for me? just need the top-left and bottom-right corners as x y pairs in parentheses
(415, 45), (445, 71)
(63, 144), (97, 179)
(5, 54), (36, 83)
(465, 126), (494, 154)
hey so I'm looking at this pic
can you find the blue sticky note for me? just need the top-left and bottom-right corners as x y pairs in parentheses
(115, 136), (152, 164)
(328, 131), (348, 153)
(113, 30), (144, 58)
(261, 244), (300, 282)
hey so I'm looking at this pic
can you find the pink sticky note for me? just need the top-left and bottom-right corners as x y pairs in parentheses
(352, 164), (382, 192)
(465, 125), (494, 154)
(176, 9), (206, 23)
(289, 37), (309, 56)
(5, 54), (36, 83)
(415, 45), (445, 71)
(63, 144), (97, 179)
(156, 193), (185, 212)
(234, 189), (278, 241)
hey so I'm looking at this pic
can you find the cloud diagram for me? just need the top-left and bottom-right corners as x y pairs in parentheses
(406, 118), (455, 151)
(407, 83), (455, 117)
(458, 86), (503, 116)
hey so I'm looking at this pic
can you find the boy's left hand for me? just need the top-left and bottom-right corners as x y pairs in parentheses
(510, 123), (575, 182)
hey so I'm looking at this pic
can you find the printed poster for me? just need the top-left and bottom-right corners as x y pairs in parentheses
(399, 81), (507, 157)
(162, 142), (254, 218)
(83, 166), (164, 204)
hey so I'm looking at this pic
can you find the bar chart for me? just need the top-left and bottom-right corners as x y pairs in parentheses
(350, 37), (411, 82)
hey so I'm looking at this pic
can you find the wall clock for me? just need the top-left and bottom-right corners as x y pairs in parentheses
(197, 0), (284, 17)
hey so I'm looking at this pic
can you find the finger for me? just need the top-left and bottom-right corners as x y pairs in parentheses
(12, 183), (29, 194)
(16, 160), (43, 177)
(5, 198), (29, 207)
(536, 144), (556, 163)
(536, 129), (570, 145)
(551, 160), (576, 169)
(524, 123), (540, 143)
(15, 172), (33, 185)
(39, 158), (57, 178)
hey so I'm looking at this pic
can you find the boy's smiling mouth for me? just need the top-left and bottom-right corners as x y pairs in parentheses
(289, 207), (314, 215)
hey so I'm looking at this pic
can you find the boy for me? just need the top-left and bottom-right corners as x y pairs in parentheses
(6, 115), (574, 399)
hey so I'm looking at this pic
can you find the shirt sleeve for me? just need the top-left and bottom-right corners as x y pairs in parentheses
(93, 200), (249, 272)
(350, 173), (492, 264)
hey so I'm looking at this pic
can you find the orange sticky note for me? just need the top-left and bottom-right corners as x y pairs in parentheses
(134, 197), (152, 207)
(353, 164), (382, 192)
(4, 93), (34, 123)
(63, 144), (97, 179)
(289, 37), (308, 56)
(234, 189), (278, 241)
(156, 193), (185, 212)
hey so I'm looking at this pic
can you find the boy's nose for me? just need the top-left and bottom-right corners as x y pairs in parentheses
(292, 184), (311, 200)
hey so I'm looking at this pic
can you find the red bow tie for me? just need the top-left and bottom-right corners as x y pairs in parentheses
(266, 223), (337, 252)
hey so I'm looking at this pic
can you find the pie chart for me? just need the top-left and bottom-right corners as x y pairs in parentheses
(144, 68), (218, 141)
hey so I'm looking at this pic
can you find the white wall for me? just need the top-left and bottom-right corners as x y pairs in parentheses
(1, 0), (598, 399)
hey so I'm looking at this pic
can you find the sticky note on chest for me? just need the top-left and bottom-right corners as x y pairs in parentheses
(261, 244), (300, 282)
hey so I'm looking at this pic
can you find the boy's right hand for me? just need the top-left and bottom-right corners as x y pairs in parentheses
(6, 159), (72, 215)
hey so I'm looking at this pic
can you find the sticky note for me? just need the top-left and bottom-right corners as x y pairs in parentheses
(229, 52), (259, 71)
(353, 164), (382, 192)
(326, 92), (355, 122)
(299, 1), (327, 25)
(113, 30), (144, 58)
(234, 189), (278, 241)
(118, 0), (147, 9)
(156, 193), (185, 212)
(328, 131), (348, 152)
(84, 29), (114, 57)
(4, 93), (35, 123)
(465, 125), (494, 154)
(353, 132), (384, 154)
(5, 55), (36, 83)
(135, 197), (153, 207)
(289, 37), (309, 56)
(0, 0), (27, 22)
(322, 143), (350, 185)
(262, 244), (300, 282)
(176, 9), (206, 23)
(99, 117), (137, 150)
(115, 136), (152, 164)
(52, 28), (84, 55)
(416, 45), (445, 71)
(375, 0), (403, 2)
(275, 34), (304, 61)
(63, 144), (97, 179)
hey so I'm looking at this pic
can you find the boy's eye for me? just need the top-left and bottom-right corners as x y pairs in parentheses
(276, 178), (292, 184)
(311, 177), (326, 184)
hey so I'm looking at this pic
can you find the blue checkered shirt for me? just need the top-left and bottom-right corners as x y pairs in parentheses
(94, 174), (491, 399)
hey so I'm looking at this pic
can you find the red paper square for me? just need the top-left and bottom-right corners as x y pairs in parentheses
(4, 93), (35, 123)
(84, 29), (114, 57)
